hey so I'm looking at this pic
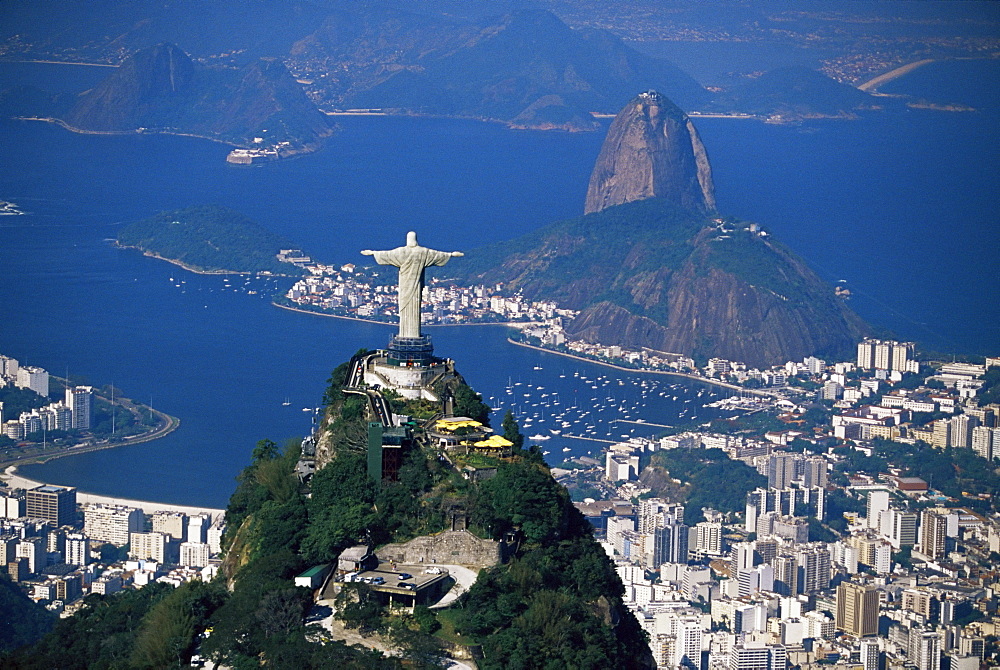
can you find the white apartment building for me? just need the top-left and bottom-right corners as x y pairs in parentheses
(65, 533), (88, 567)
(65, 386), (94, 430)
(152, 511), (187, 541)
(84, 504), (144, 546)
(16, 366), (49, 397)
(179, 541), (211, 568)
(130, 531), (168, 563)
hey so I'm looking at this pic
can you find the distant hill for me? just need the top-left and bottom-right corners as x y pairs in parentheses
(64, 43), (333, 152)
(461, 197), (868, 367)
(117, 204), (304, 275)
(457, 88), (869, 366)
(345, 9), (710, 129)
(708, 66), (875, 119)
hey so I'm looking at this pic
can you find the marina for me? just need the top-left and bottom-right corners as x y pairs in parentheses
(484, 366), (739, 463)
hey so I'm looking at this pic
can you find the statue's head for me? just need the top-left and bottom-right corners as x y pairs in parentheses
(406, 231), (418, 247)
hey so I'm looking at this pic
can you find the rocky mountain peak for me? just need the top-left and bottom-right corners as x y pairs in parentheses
(584, 90), (716, 215)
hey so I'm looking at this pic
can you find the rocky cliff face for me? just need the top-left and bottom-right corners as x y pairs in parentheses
(562, 226), (869, 366)
(584, 90), (715, 215)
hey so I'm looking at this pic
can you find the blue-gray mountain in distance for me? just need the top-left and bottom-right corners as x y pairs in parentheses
(63, 44), (333, 153)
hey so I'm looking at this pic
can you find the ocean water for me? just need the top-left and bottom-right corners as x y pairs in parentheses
(0, 60), (996, 507)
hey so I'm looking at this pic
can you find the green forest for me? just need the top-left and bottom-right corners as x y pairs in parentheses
(4, 358), (650, 669)
(117, 205), (304, 275)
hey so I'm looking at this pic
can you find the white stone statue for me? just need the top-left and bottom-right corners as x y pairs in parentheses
(362, 231), (463, 339)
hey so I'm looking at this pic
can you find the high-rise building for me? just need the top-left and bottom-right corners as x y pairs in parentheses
(965, 407), (995, 428)
(802, 457), (828, 489)
(187, 514), (209, 544)
(180, 541), (210, 568)
(857, 340), (876, 370)
(836, 580), (879, 637)
(25, 485), (77, 527)
(130, 531), (168, 563)
(653, 610), (703, 670)
(795, 544), (831, 594)
(651, 518), (689, 567)
(859, 639), (880, 670)
(152, 511), (187, 541)
(773, 554), (798, 596)
(0, 355), (19, 379)
(1, 489), (26, 519)
(65, 532), (88, 567)
(909, 629), (942, 670)
(606, 516), (635, 556)
(874, 342), (893, 371)
(731, 541), (757, 578)
(207, 521), (225, 555)
(950, 414), (980, 449)
(919, 509), (947, 560)
(866, 490), (890, 530)
(880, 508), (917, 549)
(972, 426), (999, 461)
(932, 420), (952, 449)
(692, 521), (723, 558)
(16, 366), (49, 397)
(729, 641), (787, 670)
(83, 504), (144, 546)
(65, 386), (94, 430)
(857, 339), (916, 372)
(767, 454), (798, 490)
(16, 536), (46, 575)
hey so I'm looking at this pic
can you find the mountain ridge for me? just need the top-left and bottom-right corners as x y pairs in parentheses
(64, 43), (334, 152)
(462, 196), (868, 367)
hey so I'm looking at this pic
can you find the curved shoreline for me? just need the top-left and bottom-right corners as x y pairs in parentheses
(505, 338), (775, 397)
(14, 116), (239, 146)
(2, 466), (223, 518)
(0, 407), (214, 514)
(271, 299), (540, 329)
(0, 404), (180, 471)
(115, 243), (300, 277)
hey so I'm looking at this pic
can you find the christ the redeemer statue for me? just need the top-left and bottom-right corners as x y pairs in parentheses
(362, 231), (463, 340)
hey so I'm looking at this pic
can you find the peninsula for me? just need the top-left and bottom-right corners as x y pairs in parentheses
(116, 205), (307, 276)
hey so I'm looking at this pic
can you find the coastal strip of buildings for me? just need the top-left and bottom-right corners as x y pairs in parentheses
(1, 480), (225, 617)
(1, 354), (95, 440)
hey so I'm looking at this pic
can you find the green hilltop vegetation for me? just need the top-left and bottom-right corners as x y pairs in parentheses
(117, 204), (304, 275)
(460, 197), (868, 367)
(4, 356), (650, 668)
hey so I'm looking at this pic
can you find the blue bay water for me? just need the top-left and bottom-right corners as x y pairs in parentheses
(0, 61), (997, 507)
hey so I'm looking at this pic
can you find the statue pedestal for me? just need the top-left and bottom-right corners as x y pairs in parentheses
(386, 335), (434, 366)
(363, 336), (444, 401)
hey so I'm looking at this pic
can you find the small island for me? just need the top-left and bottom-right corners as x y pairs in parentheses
(116, 204), (307, 275)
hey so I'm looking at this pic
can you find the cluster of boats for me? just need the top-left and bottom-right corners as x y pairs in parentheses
(486, 369), (730, 460)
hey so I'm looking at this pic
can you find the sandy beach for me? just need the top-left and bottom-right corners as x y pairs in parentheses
(1, 466), (225, 519)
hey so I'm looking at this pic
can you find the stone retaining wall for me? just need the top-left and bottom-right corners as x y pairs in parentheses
(378, 530), (499, 568)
